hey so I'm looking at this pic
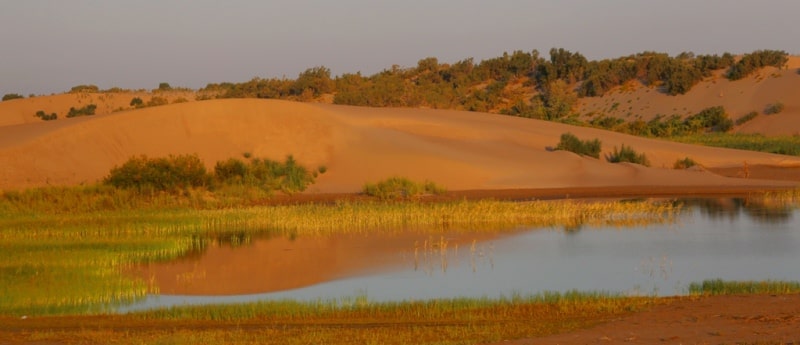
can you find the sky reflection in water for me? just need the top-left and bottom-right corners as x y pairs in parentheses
(121, 199), (800, 312)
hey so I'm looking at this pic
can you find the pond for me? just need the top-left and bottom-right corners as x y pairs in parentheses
(120, 198), (800, 312)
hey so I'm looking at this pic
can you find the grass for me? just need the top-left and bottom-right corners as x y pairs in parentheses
(689, 279), (800, 295)
(606, 144), (650, 166)
(362, 177), (446, 200)
(0, 291), (664, 345)
(670, 133), (800, 156)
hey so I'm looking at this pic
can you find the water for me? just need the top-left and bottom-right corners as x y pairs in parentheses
(120, 198), (800, 312)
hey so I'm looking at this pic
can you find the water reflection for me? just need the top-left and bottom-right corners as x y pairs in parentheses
(683, 197), (794, 224)
(122, 198), (800, 313)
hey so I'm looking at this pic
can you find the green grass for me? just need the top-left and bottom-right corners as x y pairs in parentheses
(670, 133), (800, 156)
(688, 279), (800, 295)
(362, 177), (446, 200)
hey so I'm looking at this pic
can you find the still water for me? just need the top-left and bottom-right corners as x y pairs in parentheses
(121, 198), (800, 312)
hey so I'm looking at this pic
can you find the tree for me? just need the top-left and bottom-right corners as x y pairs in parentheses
(291, 66), (334, 97)
(541, 79), (578, 120)
(158, 82), (172, 91)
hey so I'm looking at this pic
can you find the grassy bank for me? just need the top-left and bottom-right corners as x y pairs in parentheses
(0, 197), (680, 316)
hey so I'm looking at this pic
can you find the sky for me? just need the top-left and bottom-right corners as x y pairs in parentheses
(2, 0), (799, 96)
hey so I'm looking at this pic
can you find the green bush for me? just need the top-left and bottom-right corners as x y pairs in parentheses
(735, 111), (759, 126)
(34, 110), (58, 121)
(764, 102), (785, 115)
(363, 177), (446, 200)
(554, 132), (602, 158)
(66, 104), (97, 118)
(105, 154), (210, 192)
(130, 97), (144, 108)
(673, 157), (698, 169)
(607, 144), (650, 166)
(213, 155), (316, 194)
(2, 93), (24, 101)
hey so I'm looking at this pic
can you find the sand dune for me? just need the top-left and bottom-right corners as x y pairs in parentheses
(1, 99), (798, 193)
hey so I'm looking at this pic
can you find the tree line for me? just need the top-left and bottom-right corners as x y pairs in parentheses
(198, 49), (789, 121)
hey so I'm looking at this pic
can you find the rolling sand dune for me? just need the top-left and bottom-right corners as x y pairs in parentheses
(1, 98), (798, 193)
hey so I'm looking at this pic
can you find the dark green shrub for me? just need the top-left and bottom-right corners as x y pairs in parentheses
(2, 93), (24, 101)
(157, 82), (172, 91)
(66, 104), (97, 118)
(554, 132), (602, 158)
(607, 144), (650, 166)
(363, 177), (446, 200)
(105, 154), (210, 192)
(34, 110), (58, 121)
(726, 50), (788, 80)
(130, 97), (144, 108)
(764, 102), (785, 115)
(736, 111), (759, 126)
(673, 157), (698, 169)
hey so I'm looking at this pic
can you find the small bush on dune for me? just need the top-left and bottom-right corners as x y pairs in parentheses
(363, 177), (446, 200)
(764, 102), (785, 115)
(555, 132), (602, 158)
(34, 110), (58, 121)
(673, 157), (698, 169)
(130, 97), (144, 108)
(606, 144), (650, 166)
(66, 104), (97, 118)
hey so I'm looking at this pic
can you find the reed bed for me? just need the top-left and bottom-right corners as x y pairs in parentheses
(0, 198), (679, 316)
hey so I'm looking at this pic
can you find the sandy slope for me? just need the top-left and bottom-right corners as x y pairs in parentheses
(578, 61), (800, 135)
(1, 99), (798, 192)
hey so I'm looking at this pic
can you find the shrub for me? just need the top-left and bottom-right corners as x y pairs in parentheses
(764, 102), (785, 115)
(105, 154), (210, 192)
(673, 157), (698, 169)
(2, 93), (24, 101)
(735, 111), (759, 126)
(146, 96), (169, 107)
(130, 97), (144, 108)
(213, 155), (316, 194)
(172, 97), (189, 104)
(554, 132), (602, 158)
(34, 110), (58, 121)
(158, 82), (172, 91)
(363, 177), (446, 200)
(66, 104), (97, 118)
(607, 144), (650, 166)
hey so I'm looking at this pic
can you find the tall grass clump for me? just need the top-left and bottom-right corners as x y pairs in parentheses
(362, 177), (446, 200)
(554, 132), (601, 158)
(606, 144), (650, 166)
(688, 279), (800, 295)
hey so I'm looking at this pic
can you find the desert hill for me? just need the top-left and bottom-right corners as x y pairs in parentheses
(578, 57), (800, 135)
(1, 99), (798, 193)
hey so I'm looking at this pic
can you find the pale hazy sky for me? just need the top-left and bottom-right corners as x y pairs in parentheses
(2, 0), (798, 96)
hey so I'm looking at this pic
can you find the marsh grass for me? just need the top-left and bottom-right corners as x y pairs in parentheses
(0, 198), (679, 316)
